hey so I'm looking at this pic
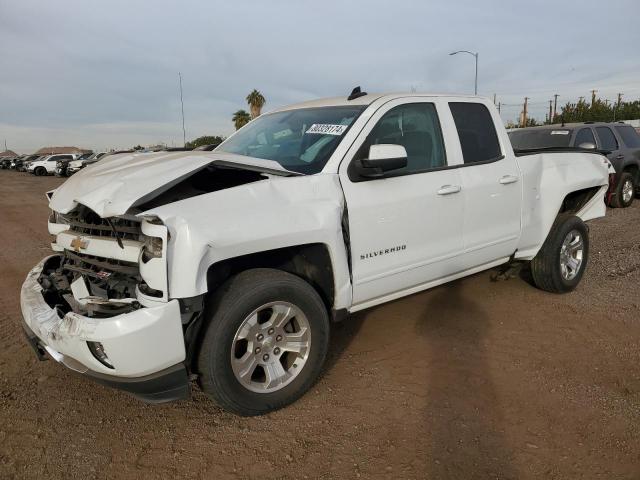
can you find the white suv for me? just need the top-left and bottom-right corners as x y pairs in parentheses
(28, 154), (77, 176)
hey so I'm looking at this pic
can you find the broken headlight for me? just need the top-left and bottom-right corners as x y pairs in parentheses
(49, 210), (69, 225)
(142, 235), (163, 261)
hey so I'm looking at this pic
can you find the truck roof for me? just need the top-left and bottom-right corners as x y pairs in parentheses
(272, 92), (482, 112)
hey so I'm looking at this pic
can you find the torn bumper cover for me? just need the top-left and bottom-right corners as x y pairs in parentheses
(20, 256), (190, 403)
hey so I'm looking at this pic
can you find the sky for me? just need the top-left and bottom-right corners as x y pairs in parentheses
(1, 0), (639, 153)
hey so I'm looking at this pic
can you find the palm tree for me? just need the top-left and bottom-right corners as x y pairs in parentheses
(246, 89), (266, 119)
(232, 110), (251, 130)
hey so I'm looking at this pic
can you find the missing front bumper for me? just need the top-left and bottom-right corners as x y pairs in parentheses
(22, 321), (189, 403)
(20, 255), (190, 402)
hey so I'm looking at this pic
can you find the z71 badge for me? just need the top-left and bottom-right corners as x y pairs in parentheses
(360, 245), (406, 260)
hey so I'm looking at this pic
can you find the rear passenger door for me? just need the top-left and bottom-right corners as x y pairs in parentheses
(448, 101), (521, 268)
(595, 126), (623, 165)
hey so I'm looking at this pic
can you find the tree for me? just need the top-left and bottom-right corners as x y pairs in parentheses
(232, 110), (251, 130)
(552, 96), (640, 124)
(185, 135), (225, 149)
(246, 89), (266, 119)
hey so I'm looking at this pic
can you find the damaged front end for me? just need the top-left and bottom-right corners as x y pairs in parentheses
(45, 206), (167, 314)
(20, 205), (191, 403)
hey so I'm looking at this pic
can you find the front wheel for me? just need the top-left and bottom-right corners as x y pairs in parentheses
(34, 167), (46, 176)
(197, 268), (330, 416)
(530, 214), (589, 293)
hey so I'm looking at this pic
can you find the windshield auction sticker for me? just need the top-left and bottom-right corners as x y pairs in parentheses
(550, 130), (570, 135)
(306, 124), (348, 135)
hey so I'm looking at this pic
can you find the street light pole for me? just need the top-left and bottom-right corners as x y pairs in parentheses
(449, 50), (479, 95)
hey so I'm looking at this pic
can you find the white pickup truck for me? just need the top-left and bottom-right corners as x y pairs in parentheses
(21, 91), (610, 415)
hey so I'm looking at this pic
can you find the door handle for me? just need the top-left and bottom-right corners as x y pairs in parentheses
(499, 174), (519, 185)
(437, 184), (461, 195)
(615, 154), (624, 160)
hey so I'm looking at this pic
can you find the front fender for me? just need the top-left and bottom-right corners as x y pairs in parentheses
(144, 174), (352, 310)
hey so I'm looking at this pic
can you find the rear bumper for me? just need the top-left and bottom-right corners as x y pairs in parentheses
(20, 256), (190, 403)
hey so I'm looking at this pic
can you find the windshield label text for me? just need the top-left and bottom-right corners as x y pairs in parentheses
(306, 124), (348, 136)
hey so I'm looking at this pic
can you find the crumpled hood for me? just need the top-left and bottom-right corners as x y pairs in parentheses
(48, 150), (292, 217)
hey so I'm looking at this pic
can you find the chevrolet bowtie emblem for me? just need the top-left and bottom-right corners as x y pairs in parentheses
(70, 237), (88, 252)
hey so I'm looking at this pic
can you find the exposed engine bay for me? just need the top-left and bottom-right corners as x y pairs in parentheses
(42, 206), (144, 318)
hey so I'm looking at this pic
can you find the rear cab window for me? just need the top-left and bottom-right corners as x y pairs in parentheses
(614, 125), (640, 148)
(508, 128), (572, 150)
(449, 102), (502, 163)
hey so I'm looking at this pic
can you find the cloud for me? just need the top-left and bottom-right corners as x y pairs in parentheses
(1, 0), (639, 152)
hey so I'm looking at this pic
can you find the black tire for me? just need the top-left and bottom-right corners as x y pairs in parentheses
(34, 166), (46, 176)
(610, 172), (634, 208)
(197, 268), (330, 416)
(531, 214), (589, 293)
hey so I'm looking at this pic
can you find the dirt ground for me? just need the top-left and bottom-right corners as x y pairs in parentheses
(0, 170), (639, 479)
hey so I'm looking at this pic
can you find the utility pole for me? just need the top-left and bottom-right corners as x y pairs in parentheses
(553, 94), (559, 121)
(493, 93), (496, 105)
(590, 89), (597, 106)
(497, 102), (501, 114)
(614, 93), (623, 121)
(178, 72), (186, 147)
(522, 97), (529, 127)
(548, 100), (553, 125)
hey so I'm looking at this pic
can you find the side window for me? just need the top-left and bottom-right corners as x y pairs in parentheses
(356, 103), (447, 174)
(595, 127), (618, 151)
(615, 125), (640, 148)
(449, 102), (502, 163)
(574, 128), (595, 147)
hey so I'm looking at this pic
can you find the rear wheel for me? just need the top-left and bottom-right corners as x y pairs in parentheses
(610, 172), (634, 208)
(531, 214), (589, 293)
(197, 268), (330, 416)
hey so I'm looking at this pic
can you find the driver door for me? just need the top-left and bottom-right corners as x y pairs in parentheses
(339, 98), (465, 307)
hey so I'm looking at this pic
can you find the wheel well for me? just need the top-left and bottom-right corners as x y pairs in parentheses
(206, 243), (335, 311)
(559, 186), (601, 215)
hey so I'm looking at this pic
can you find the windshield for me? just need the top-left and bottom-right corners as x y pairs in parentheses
(509, 128), (572, 150)
(218, 106), (366, 174)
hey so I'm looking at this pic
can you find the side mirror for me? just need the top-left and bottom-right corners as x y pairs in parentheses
(354, 144), (408, 179)
(578, 142), (596, 150)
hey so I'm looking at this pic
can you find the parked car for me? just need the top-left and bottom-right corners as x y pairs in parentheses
(54, 154), (87, 177)
(0, 157), (14, 169)
(10, 156), (25, 170)
(19, 154), (43, 172)
(17, 154), (41, 172)
(66, 152), (107, 175)
(21, 91), (609, 415)
(509, 122), (640, 208)
(27, 154), (76, 176)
